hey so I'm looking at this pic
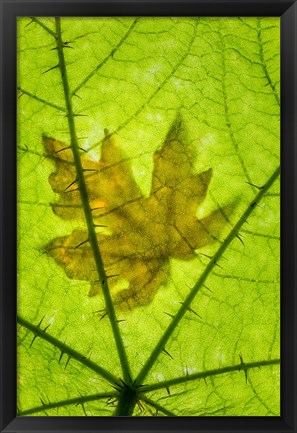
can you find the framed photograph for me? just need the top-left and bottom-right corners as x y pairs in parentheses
(1, 0), (296, 432)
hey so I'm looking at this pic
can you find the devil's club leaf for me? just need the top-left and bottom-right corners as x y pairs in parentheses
(45, 117), (233, 310)
(17, 17), (280, 417)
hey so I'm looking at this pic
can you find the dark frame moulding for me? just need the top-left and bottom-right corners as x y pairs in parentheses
(0, 0), (296, 432)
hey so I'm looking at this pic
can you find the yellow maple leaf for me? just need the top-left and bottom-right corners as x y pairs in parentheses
(45, 117), (234, 310)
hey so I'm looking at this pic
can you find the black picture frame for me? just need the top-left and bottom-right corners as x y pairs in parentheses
(1, 0), (296, 432)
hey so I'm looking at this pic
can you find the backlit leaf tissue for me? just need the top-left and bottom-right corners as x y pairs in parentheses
(17, 16), (280, 416)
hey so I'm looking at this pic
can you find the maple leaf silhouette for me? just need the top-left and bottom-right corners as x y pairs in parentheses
(44, 117), (233, 310)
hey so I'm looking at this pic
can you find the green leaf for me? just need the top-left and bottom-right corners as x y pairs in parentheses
(17, 16), (280, 416)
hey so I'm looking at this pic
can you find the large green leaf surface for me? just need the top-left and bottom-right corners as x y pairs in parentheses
(17, 17), (280, 416)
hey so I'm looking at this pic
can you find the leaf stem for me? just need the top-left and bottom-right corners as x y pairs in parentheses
(17, 87), (66, 112)
(72, 18), (139, 95)
(135, 166), (280, 386)
(17, 315), (119, 386)
(112, 386), (138, 416)
(54, 17), (132, 383)
(139, 359), (280, 393)
(18, 391), (116, 416)
(141, 397), (177, 416)
(31, 17), (57, 38)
